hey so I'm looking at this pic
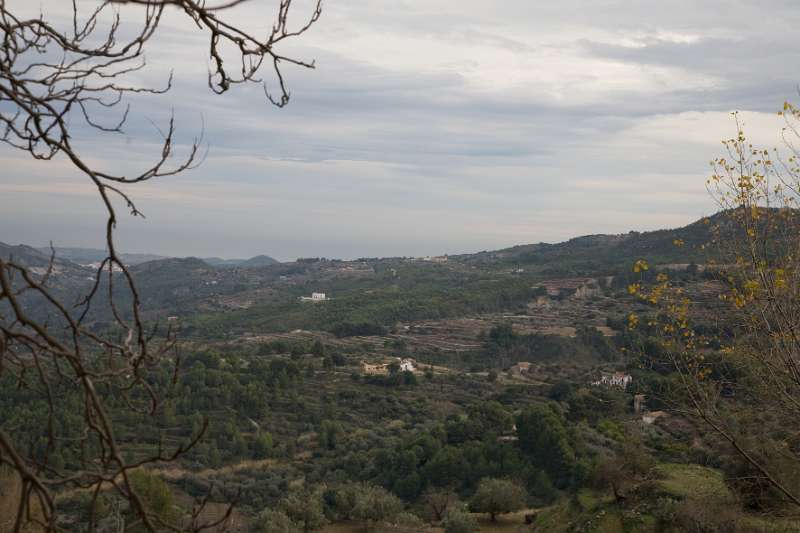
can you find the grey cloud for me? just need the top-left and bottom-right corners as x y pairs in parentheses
(1, 1), (798, 259)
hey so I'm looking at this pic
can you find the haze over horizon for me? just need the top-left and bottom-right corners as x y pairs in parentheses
(3, 0), (799, 261)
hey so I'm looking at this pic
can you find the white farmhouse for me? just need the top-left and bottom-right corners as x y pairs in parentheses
(360, 358), (416, 375)
(398, 358), (416, 372)
(592, 371), (633, 390)
(300, 292), (328, 302)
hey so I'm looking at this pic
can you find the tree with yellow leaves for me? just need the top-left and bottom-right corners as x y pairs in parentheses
(631, 106), (800, 509)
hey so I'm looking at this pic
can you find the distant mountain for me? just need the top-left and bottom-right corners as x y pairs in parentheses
(131, 256), (212, 273)
(0, 242), (94, 320)
(238, 255), (279, 268)
(5, 210), (781, 328)
(27, 247), (279, 269)
(7, 210), (782, 312)
(201, 255), (280, 268)
(457, 213), (729, 275)
(36, 246), (167, 266)
(1, 242), (90, 272)
(201, 257), (246, 267)
(1, 242), (61, 268)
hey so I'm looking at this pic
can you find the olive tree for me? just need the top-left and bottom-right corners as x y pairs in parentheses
(469, 477), (526, 522)
(631, 106), (800, 508)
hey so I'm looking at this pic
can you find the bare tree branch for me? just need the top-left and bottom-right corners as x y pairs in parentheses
(0, 0), (322, 529)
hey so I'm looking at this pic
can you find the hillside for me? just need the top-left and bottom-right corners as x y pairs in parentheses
(202, 256), (246, 267)
(0, 213), (733, 327)
(5, 211), (799, 533)
(238, 254), (280, 267)
(14, 245), (280, 269)
(1, 242), (73, 268)
(0, 241), (96, 280)
(6, 212), (732, 285)
(458, 214), (718, 274)
(201, 255), (280, 268)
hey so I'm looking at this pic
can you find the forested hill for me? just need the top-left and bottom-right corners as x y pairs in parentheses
(37, 247), (167, 265)
(1, 210), (752, 278)
(6, 210), (792, 328)
(457, 212), (739, 273)
(0, 242), (92, 278)
(0, 242), (76, 269)
(238, 255), (280, 267)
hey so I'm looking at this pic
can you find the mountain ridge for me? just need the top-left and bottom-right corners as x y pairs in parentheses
(5, 210), (774, 274)
(14, 246), (281, 269)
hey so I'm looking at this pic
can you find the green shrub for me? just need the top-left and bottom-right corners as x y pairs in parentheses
(443, 507), (477, 533)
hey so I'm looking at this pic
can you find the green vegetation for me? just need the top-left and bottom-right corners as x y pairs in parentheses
(7, 212), (800, 531)
(469, 478), (527, 522)
(443, 507), (478, 533)
(187, 276), (539, 338)
(128, 470), (180, 527)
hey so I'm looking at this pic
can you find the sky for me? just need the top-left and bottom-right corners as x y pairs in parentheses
(2, 0), (800, 261)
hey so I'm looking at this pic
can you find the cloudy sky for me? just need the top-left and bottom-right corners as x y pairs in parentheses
(2, 0), (799, 261)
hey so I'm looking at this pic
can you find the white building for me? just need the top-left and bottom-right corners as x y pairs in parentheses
(361, 358), (416, 375)
(398, 358), (416, 372)
(509, 362), (531, 374)
(592, 372), (632, 389)
(300, 292), (328, 302)
(361, 361), (389, 375)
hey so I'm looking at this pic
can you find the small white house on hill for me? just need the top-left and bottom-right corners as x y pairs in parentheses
(592, 371), (632, 390)
(398, 358), (416, 372)
(360, 361), (389, 375)
(360, 358), (416, 375)
(509, 362), (531, 374)
(300, 292), (328, 302)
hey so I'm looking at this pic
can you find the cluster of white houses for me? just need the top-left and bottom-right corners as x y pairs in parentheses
(360, 358), (417, 375)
